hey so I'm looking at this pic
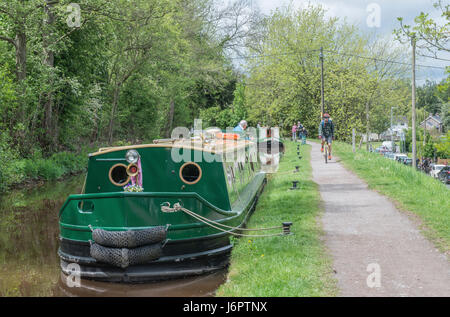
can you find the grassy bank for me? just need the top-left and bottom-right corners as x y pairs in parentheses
(334, 141), (450, 255)
(216, 141), (337, 297)
(0, 151), (87, 192)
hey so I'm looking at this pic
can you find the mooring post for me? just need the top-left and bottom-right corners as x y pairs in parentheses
(282, 222), (293, 235)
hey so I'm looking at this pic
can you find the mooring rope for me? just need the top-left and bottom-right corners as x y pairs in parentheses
(161, 202), (285, 238)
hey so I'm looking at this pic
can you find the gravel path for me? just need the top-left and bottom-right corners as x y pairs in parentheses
(309, 141), (450, 297)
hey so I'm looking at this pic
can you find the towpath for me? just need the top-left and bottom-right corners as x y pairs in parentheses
(308, 141), (450, 297)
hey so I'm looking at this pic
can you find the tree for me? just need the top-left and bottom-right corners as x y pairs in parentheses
(242, 4), (410, 141)
(395, 0), (449, 57)
(417, 80), (442, 115)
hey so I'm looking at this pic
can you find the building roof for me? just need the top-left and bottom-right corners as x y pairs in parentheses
(420, 114), (442, 127)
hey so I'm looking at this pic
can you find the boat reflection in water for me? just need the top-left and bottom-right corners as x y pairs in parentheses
(57, 269), (227, 297)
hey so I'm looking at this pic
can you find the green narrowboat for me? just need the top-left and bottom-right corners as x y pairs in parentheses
(58, 133), (267, 282)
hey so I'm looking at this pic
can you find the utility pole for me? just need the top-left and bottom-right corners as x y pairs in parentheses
(391, 107), (394, 143)
(411, 36), (417, 169)
(391, 106), (397, 145)
(320, 47), (325, 118)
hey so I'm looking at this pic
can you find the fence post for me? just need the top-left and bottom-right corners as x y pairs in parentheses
(352, 129), (356, 153)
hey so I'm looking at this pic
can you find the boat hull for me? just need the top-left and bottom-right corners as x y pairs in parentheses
(58, 174), (266, 282)
(59, 236), (232, 282)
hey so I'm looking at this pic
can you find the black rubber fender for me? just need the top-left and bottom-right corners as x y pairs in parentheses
(91, 226), (167, 248)
(90, 242), (163, 269)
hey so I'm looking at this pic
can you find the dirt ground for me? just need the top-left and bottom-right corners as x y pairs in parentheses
(309, 141), (450, 297)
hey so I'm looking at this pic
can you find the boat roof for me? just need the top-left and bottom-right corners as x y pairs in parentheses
(89, 138), (252, 157)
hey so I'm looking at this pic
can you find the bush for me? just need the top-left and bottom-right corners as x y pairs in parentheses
(22, 159), (63, 180)
(21, 152), (87, 182)
(435, 131), (449, 159)
(50, 152), (87, 173)
(0, 132), (19, 190)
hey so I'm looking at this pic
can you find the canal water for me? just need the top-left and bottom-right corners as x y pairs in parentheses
(0, 175), (227, 297)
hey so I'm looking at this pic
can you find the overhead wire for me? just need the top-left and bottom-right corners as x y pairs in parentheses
(227, 48), (448, 70)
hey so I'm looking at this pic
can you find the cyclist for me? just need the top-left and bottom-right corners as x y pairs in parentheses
(318, 113), (334, 160)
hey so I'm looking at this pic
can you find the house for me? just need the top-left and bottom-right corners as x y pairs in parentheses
(362, 133), (380, 142)
(381, 121), (408, 141)
(420, 115), (443, 133)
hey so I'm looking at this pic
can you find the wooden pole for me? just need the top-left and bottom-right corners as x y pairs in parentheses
(411, 36), (417, 169)
(320, 47), (324, 117)
(352, 128), (356, 153)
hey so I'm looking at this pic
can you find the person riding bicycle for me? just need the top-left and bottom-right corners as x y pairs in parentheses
(319, 113), (334, 160)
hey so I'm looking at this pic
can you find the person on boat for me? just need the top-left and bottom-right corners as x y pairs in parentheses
(233, 120), (248, 132)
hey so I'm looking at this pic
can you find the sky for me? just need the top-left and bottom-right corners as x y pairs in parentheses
(252, 0), (449, 84)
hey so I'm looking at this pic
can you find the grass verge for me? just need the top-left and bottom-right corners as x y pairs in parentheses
(1, 150), (89, 192)
(334, 141), (450, 255)
(216, 141), (337, 297)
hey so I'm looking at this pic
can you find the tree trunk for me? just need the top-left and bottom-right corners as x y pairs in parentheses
(108, 85), (121, 145)
(15, 31), (27, 81)
(42, 0), (56, 150)
(164, 99), (175, 138)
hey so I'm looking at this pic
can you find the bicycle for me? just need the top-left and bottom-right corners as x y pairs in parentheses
(321, 137), (332, 164)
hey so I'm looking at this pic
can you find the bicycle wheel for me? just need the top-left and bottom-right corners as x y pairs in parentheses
(324, 144), (328, 164)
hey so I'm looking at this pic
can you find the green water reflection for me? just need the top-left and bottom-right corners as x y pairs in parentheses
(0, 175), (84, 296)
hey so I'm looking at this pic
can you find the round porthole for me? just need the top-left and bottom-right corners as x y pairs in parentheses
(109, 163), (130, 186)
(179, 162), (202, 185)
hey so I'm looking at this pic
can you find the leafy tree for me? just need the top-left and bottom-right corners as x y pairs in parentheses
(395, 0), (449, 56)
(417, 80), (443, 115)
(243, 4), (410, 141)
(435, 131), (450, 158)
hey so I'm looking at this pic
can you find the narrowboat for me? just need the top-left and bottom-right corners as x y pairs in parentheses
(58, 131), (270, 282)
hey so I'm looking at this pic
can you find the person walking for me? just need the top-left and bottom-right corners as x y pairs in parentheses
(319, 113), (335, 160)
(292, 123), (297, 142)
(301, 127), (307, 145)
(297, 121), (303, 140)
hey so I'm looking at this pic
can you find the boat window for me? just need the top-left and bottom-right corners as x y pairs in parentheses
(180, 162), (202, 185)
(109, 164), (130, 186)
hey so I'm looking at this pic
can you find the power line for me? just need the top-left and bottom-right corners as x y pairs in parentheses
(228, 49), (320, 60)
(229, 49), (448, 70)
(323, 49), (447, 70)
(417, 53), (450, 62)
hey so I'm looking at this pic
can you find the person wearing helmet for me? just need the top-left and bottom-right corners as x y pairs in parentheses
(319, 113), (334, 160)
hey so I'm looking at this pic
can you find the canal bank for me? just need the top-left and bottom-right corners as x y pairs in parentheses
(216, 142), (338, 297)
